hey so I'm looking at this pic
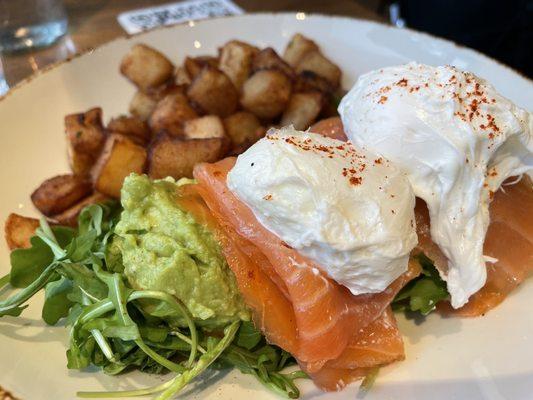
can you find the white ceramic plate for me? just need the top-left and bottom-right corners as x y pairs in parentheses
(0, 13), (532, 400)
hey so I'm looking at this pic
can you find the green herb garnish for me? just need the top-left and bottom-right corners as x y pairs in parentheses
(392, 254), (449, 315)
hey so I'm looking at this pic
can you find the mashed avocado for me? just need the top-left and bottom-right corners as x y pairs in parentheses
(114, 174), (249, 328)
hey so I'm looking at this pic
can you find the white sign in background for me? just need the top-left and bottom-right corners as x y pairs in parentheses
(117, 0), (244, 35)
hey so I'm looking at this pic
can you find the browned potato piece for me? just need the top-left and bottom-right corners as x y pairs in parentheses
(92, 135), (147, 198)
(107, 115), (151, 146)
(148, 134), (224, 179)
(4, 214), (40, 250)
(240, 70), (292, 119)
(252, 47), (294, 79)
(65, 108), (107, 176)
(51, 192), (110, 227)
(120, 44), (174, 91)
(294, 70), (333, 94)
(218, 40), (259, 90)
(296, 51), (341, 88)
(184, 115), (226, 140)
(31, 174), (92, 217)
(223, 111), (263, 151)
(283, 33), (319, 67)
(129, 91), (158, 121)
(149, 92), (198, 137)
(187, 66), (238, 117)
(184, 56), (219, 80)
(175, 66), (192, 86)
(281, 92), (324, 130)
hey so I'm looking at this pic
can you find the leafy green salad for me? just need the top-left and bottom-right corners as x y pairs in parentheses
(0, 177), (449, 399)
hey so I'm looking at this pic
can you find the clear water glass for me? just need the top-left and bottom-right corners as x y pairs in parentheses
(0, 0), (68, 52)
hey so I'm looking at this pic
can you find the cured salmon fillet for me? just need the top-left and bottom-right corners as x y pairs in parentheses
(176, 184), (298, 353)
(194, 158), (415, 371)
(310, 117), (348, 141)
(311, 117), (533, 317)
(433, 176), (533, 316)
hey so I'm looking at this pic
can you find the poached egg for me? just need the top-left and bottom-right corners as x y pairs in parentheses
(339, 62), (532, 308)
(227, 127), (418, 295)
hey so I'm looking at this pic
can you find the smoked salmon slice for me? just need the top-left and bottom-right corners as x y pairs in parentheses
(176, 184), (298, 353)
(434, 176), (533, 316)
(194, 158), (415, 371)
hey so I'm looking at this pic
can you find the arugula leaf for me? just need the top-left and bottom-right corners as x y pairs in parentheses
(9, 236), (54, 288)
(392, 254), (449, 315)
(42, 276), (74, 325)
(236, 320), (262, 350)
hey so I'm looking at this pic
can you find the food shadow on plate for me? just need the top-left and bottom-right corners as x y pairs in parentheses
(303, 370), (533, 400)
(0, 315), (69, 344)
(68, 363), (232, 396)
(396, 310), (463, 345)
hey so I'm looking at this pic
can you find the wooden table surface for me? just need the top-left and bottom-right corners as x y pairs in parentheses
(0, 0), (383, 89)
(0, 3), (383, 399)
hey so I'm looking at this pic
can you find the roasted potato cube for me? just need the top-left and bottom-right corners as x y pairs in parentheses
(65, 108), (107, 176)
(184, 56), (219, 80)
(283, 33), (319, 67)
(51, 192), (110, 227)
(240, 70), (292, 119)
(294, 70), (333, 94)
(149, 92), (198, 137)
(296, 51), (341, 88)
(92, 135), (147, 198)
(4, 214), (40, 250)
(31, 174), (92, 217)
(223, 111), (263, 151)
(120, 44), (174, 91)
(218, 40), (259, 90)
(252, 47), (294, 79)
(129, 91), (158, 121)
(148, 134), (224, 179)
(230, 126), (266, 155)
(187, 66), (238, 117)
(175, 66), (192, 86)
(184, 115), (226, 140)
(281, 92), (324, 130)
(107, 115), (151, 146)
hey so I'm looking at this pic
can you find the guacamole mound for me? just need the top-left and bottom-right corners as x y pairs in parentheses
(115, 174), (250, 328)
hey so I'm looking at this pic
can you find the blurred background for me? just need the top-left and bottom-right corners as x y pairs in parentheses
(0, 0), (531, 95)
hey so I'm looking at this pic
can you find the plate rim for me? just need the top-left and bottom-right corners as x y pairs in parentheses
(1, 11), (531, 105)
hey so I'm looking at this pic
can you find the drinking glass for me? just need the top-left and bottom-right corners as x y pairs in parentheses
(0, 0), (68, 52)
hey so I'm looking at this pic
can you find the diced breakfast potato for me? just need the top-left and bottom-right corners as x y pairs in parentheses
(51, 192), (110, 227)
(65, 108), (107, 176)
(296, 51), (341, 88)
(107, 115), (151, 146)
(281, 92), (324, 130)
(120, 44), (174, 91)
(149, 92), (198, 137)
(4, 213), (40, 250)
(184, 56), (219, 80)
(92, 134), (147, 198)
(283, 33), (319, 67)
(148, 134), (224, 179)
(31, 174), (93, 217)
(218, 40), (259, 90)
(184, 115), (226, 140)
(187, 66), (238, 117)
(252, 47), (294, 79)
(129, 91), (158, 121)
(294, 71), (333, 94)
(223, 112), (263, 152)
(175, 66), (192, 86)
(240, 70), (292, 119)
